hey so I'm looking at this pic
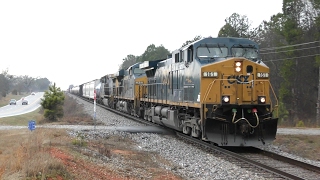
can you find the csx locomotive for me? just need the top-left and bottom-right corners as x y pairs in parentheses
(72, 37), (278, 146)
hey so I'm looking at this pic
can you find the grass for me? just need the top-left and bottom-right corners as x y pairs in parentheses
(0, 93), (26, 107)
(0, 108), (43, 126)
(0, 128), (73, 179)
(0, 94), (101, 179)
(273, 134), (320, 161)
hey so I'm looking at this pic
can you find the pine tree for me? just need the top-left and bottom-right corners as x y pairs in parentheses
(41, 83), (65, 121)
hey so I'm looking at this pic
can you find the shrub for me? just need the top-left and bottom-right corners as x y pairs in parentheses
(72, 133), (87, 147)
(296, 120), (305, 127)
(41, 83), (65, 121)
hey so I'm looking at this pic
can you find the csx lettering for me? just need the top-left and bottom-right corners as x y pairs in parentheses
(227, 75), (249, 84)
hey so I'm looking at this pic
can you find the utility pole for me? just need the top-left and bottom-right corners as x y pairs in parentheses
(94, 89), (96, 130)
(317, 40), (320, 127)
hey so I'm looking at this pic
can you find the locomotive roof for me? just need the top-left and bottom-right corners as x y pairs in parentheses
(139, 59), (165, 70)
(181, 37), (259, 50)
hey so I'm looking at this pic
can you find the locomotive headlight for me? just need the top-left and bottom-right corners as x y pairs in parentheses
(257, 72), (269, 78)
(203, 72), (208, 77)
(222, 96), (230, 103)
(235, 61), (242, 72)
(258, 96), (266, 104)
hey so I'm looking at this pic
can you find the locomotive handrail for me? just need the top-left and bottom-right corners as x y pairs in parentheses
(203, 80), (217, 104)
(138, 83), (168, 104)
(203, 78), (279, 117)
(267, 80), (279, 117)
(139, 83), (167, 86)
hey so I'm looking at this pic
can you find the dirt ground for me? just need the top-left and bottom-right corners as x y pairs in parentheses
(49, 133), (183, 180)
(0, 128), (183, 180)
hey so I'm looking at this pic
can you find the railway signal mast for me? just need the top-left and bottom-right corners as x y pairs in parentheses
(94, 89), (96, 130)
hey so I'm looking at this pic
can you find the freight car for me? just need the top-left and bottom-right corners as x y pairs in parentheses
(82, 79), (100, 100)
(72, 36), (278, 147)
(70, 86), (80, 95)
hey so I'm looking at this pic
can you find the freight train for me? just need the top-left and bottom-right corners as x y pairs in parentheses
(71, 37), (278, 146)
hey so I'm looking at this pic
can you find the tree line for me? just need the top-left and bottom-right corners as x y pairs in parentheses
(118, 0), (320, 126)
(0, 69), (51, 98)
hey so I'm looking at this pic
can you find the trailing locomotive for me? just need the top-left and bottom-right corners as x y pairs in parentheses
(72, 37), (278, 146)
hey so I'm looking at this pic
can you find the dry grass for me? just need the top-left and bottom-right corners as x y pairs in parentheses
(0, 109), (43, 126)
(0, 128), (73, 179)
(0, 93), (26, 107)
(273, 134), (320, 161)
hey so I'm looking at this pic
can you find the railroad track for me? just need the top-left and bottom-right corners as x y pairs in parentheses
(74, 94), (320, 180)
(177, 133), (320, 180)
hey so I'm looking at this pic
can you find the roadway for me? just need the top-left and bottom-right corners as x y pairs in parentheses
(0, 92), (44, 118)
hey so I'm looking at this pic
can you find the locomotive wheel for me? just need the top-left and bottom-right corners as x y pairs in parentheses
(183, 126), (191, 135)
(192, 125), (201, 138)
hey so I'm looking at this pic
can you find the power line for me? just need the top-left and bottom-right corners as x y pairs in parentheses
(263, 53), (320, 62)
(260, 45), (320, 55)
(260, 41), (319, 52)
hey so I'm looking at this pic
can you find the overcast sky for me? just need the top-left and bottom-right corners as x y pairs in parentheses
(0, 0), (283, 90)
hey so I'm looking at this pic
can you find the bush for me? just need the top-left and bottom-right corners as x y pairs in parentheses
(72, 133), (87, 147)
(1, 91), (6, 97)
(296, 120), (305, 127)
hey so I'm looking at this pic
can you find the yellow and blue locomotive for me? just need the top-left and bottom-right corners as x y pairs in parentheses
(75, 36), (278, 146)
(136, 37), (278, 146)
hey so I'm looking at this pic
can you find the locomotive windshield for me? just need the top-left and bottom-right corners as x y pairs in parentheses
(231, 47), (258, 60)
(197, 46), (228, 59)
(133, 68), (145, 75)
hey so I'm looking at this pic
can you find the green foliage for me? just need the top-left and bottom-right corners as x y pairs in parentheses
(315, 55), (320, 67)
(279, 59), (294, 102)
(119, 54), (137, 70)
(12, 89), (17, 95)
(119, 44), (170, 70)
(218, 13), (252, 38)
(41, 83), (65, 121)
(72, 133), (87, 147)
(278, 101), (289, 124)
(0, 72), (10, 95)
(295, 120), (305, 127)
(218, 23), (239, 37)
(34, 78), (51, 91)
(138, 44), (170, 62)
(278, 58), (294, 123)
